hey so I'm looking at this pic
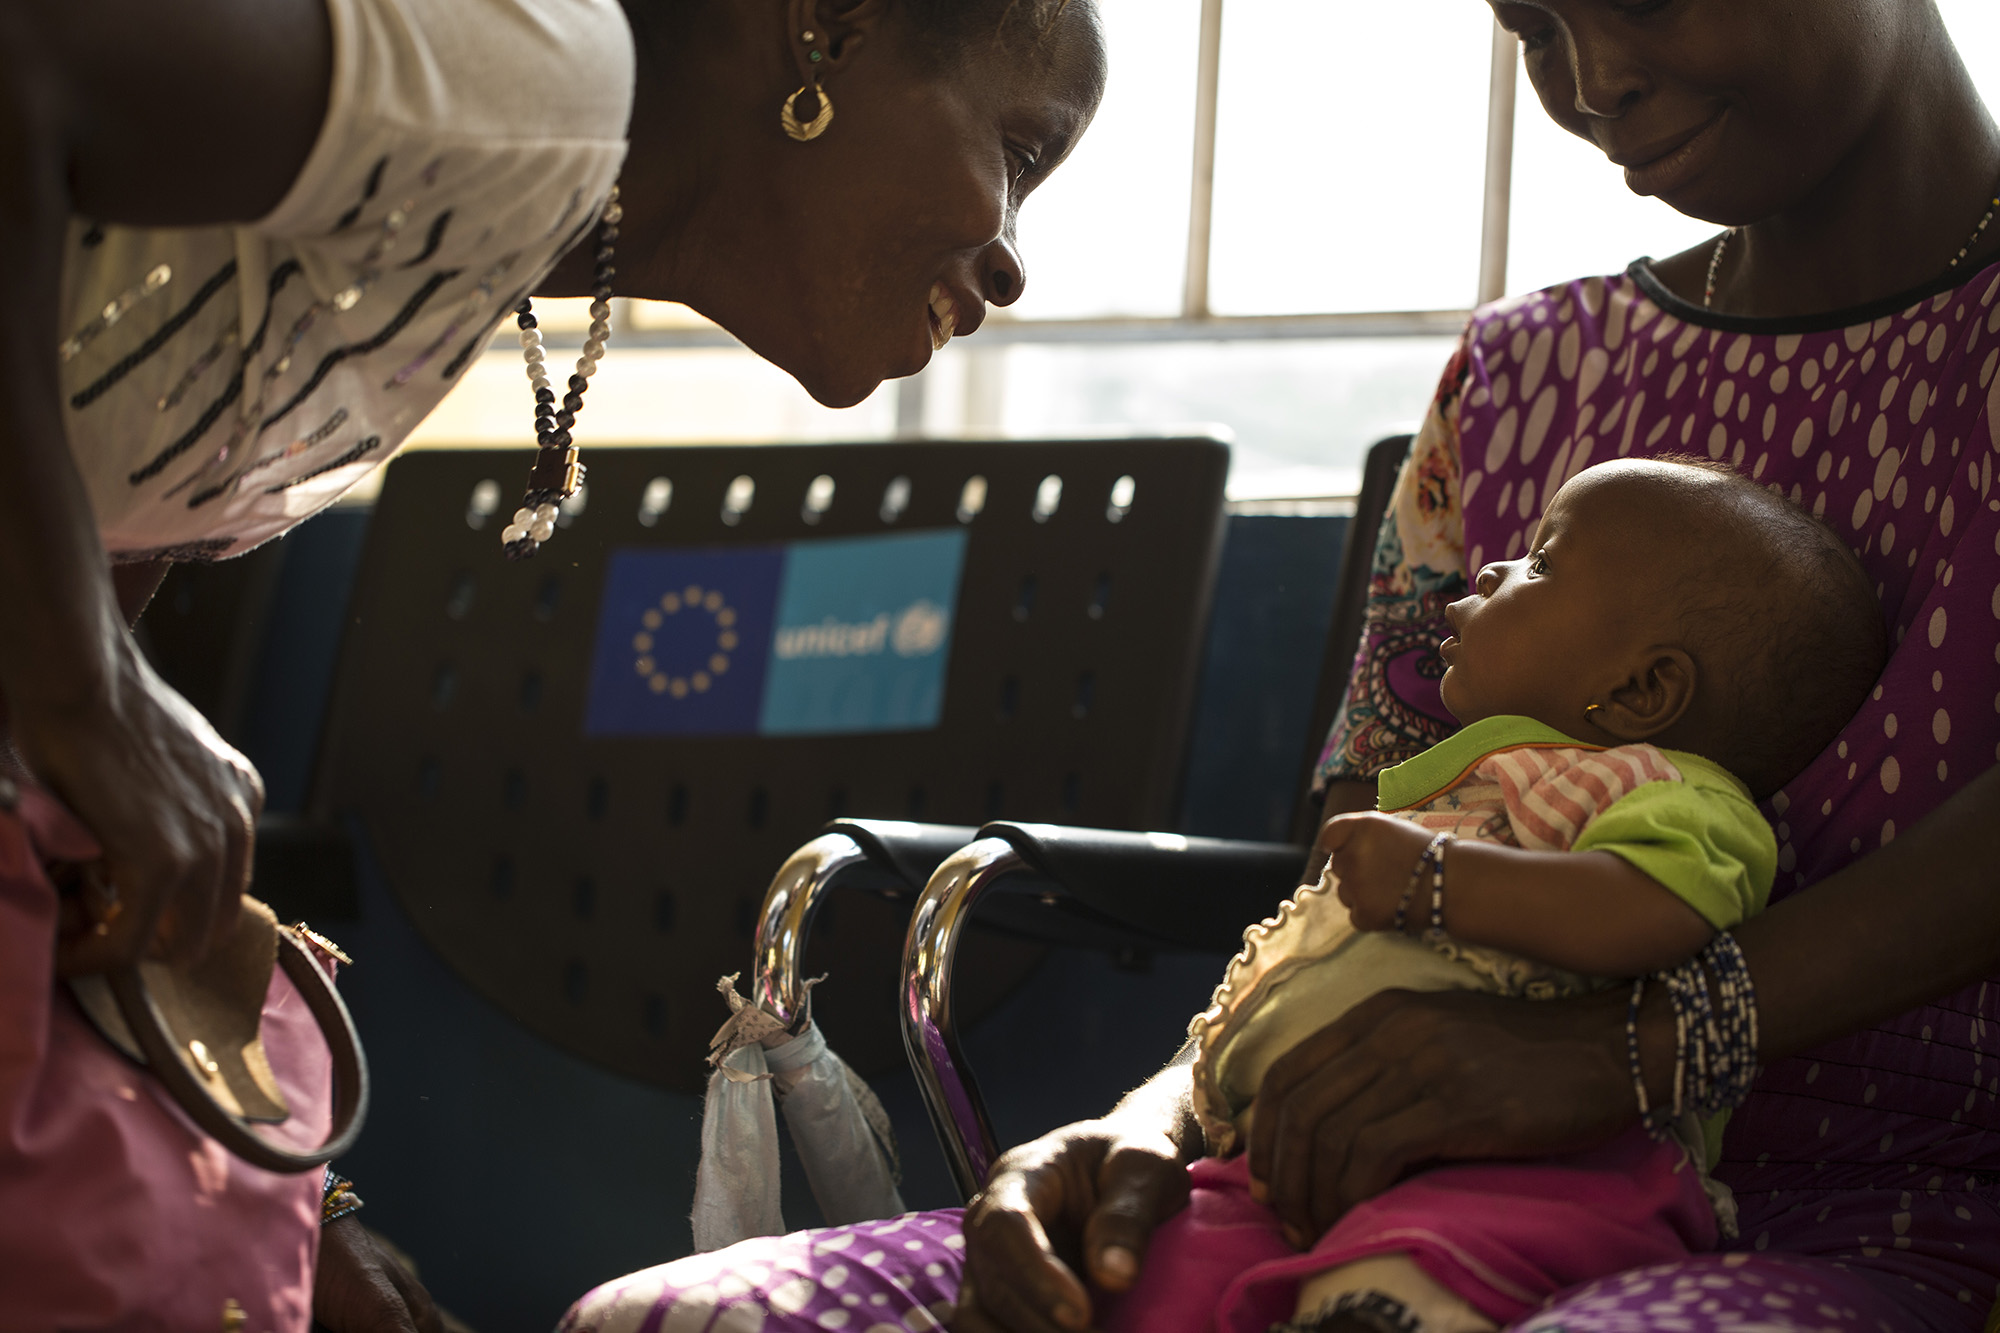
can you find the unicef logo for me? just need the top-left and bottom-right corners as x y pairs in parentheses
(892, 600), (948, 658)
(772, 599), (951, 661)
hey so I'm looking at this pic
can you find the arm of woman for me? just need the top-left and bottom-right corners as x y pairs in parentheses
(953, 1045), (1202, 1333)
(1245, 760), (2000, 1242)
(0, 0), (329, 968)
(6, 17), (450, 1326)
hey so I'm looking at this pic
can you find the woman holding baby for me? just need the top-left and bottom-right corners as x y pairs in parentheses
(561, 2), (2000, 1331)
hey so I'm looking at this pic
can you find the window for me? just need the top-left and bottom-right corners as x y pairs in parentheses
(1006, 0), (1203, 320)
(402, 1), (2000, 501)
(1207, 0), (1492, 316)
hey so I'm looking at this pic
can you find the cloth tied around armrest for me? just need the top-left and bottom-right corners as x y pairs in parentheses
(693, 974), (905, 1252)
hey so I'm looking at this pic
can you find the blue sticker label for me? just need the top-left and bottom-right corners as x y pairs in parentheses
(760, 529), (966, 736)
(583, 529), (967, 737)
(584, 545), (784, 736)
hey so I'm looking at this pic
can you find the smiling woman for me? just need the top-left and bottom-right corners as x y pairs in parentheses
(0, 1), (1103, 1329)
(540, 0), (1107, 410)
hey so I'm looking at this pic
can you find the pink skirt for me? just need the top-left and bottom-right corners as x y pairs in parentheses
(1102, 1129), (1717, 1333)
(0, 784), (333, 1332)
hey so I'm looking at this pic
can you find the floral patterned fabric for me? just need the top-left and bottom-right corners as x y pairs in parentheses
(1314, 341), (1474, 783)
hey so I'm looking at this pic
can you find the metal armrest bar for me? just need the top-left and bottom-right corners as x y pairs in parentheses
(897, 825), (1307, 1198)
(899, 837), (1027, 1201)
(752, 832), (874, 1028)
(752, 820), (981, 1028)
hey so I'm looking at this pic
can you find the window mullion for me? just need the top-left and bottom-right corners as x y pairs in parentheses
(1476, 18), (1519, 306)
(1182, 0), (1225, 319)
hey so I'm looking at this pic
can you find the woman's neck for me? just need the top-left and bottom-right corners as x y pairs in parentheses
(537, 1), (722, 303)
(1661, 36), (2000, 319)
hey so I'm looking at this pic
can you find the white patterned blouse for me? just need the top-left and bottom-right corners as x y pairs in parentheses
(55, 0), (633, 563)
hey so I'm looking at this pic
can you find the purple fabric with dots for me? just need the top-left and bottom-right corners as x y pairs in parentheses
(1438, 262), (2000, 1313)
(558, 1210), (968, 1333)
(1319, 258), (2000, 1328)
(559, 262), (2000, 1333)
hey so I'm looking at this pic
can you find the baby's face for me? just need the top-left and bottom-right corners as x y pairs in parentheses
(1440, 467), (1674, 730)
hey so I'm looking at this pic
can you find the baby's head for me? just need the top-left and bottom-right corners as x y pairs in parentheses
(1439, 457), (1887, 798)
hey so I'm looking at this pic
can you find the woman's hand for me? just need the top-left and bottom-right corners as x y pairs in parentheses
(3, 0), (315, 975)
(1245, 987), (1636, 1247)
(17, 636), (263, 974)
(953, 1116), (1193, 1333)
(1315, 813), (1436, 931)
(314, 1218), (445, 1333)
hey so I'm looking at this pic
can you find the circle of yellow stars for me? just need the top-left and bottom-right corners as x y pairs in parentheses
(633, 584), (740, 699)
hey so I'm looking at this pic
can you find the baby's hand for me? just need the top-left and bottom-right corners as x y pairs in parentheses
(1312, 813), (1437, 932)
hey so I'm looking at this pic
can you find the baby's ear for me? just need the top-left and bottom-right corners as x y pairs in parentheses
(1590, 648), (1696, 742)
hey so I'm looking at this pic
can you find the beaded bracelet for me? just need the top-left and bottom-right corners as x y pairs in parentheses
(1421, 832), (1451, 936)
(1626, 932), (1761, 1138)
(1391, 831), (1454, 935)
(322, 1166), (365, 1225)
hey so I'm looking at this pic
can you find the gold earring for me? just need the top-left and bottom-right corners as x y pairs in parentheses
(780, 82), (834, 142)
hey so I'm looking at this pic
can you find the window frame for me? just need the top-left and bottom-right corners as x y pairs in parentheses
(607, 7), (1518, 354)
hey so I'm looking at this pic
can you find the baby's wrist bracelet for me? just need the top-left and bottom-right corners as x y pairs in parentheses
(1393, 831), (1454, 935)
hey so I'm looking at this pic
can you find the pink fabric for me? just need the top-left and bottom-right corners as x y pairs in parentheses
(1102, 1132), (1716, 1333)
(0, 784), (332, 1333)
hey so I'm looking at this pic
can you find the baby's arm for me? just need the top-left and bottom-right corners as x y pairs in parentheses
(1320, 813), (1713, 976)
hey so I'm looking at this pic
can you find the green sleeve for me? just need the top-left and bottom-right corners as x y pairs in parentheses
(1570, 768), (1776, 930)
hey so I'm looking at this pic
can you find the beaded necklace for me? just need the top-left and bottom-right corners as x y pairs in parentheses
(1704, 179), (2000, 309)
(501, 186), (621, 558)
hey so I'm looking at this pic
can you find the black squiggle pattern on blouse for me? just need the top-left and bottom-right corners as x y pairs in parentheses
(441, 282), (532, 382)
(436, 208), (600, 383)
(127, 259), (306, 485)
(399, 210), (454, 269)
(263, 435), (382, 493)
(70, 259), (240, 410)
(332, 157), (390, 234)
(256, 269), (461, 433)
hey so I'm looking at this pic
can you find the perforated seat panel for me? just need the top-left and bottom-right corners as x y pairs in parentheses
(320, 438), (1228, 1089)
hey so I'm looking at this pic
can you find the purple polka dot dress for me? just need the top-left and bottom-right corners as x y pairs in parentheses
(560, 258), (2000, 1333)
(1316, 258), (2000, 1330)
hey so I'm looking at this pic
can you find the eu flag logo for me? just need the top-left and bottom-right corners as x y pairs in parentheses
(584, 529), (968, 738)
(583, 546), (783, 735)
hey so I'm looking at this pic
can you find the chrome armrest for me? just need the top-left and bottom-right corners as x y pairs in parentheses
(751, 819), (978, 1027)
(899, 837), (1028, 1200)
(899, 825), (1306, 1200)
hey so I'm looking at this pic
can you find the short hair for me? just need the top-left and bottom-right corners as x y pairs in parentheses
(1643, 455), (1888, 799)
(903, 0), (1081, 64)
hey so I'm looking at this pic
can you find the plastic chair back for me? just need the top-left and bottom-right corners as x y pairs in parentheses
(317, 438), (1228, 1089)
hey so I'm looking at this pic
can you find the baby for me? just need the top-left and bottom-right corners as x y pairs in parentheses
(1137, 457), (1886, 1333)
